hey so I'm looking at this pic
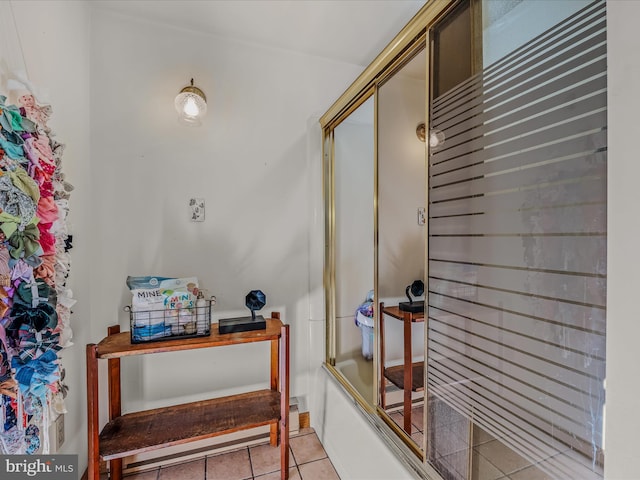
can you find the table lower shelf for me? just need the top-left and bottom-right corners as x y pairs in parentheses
(383, 362), (424, 392)
(99, 389), (280, 460)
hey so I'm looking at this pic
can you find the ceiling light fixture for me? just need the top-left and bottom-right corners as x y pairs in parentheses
(175, 78), (207, 126)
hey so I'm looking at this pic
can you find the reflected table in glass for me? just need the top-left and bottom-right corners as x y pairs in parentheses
(379, 302), (424, 434)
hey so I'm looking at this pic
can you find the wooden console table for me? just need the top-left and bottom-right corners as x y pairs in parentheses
(86, 313), (289, 480)
(379, 302), (424, 434)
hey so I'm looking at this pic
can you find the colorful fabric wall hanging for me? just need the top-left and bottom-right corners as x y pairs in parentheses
(0, 88), (74, 454)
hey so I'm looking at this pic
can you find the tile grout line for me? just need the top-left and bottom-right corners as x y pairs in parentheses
(247, 446), (256, 480)
(289, 445), (299, 468)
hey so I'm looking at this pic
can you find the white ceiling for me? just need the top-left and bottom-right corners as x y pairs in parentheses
(91, 0), (426, 67)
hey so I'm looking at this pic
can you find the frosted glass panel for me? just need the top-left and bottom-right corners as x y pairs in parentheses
(427, 1), (606, 479)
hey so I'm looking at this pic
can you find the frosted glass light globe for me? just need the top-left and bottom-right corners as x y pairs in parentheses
(429, 129), (446, 148)
(174, 79), (207, 125)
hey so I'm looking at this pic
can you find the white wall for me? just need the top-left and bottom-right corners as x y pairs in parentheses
(88, 0), (367, 423)
(605, 3), (640, 479)
(8, 0), (92, 462)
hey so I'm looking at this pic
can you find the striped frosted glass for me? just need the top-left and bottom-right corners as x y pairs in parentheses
(427, 1), (606, 478)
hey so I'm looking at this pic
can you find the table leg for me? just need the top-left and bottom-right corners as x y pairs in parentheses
(403, 314), (412, 434)
(86, 344), (99, 480)
(270, 337), (279, 447)
(108, 326), (122, 480)
(271, 312), (281, 447)
(280, 324), (290, 480)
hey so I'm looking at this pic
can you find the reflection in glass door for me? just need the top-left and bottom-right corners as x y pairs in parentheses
(377, 46), (427, 451)
(328, 96), (376, 404)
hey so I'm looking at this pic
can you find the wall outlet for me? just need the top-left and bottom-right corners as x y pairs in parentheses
(55, 413), (65, 450)
(417, 207), (426, 226)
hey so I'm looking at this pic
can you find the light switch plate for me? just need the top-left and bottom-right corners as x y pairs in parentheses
(189, 198), (205, 222)
(417, 207), (426, 226)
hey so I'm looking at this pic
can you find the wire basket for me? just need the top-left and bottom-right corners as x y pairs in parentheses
(125, 297), (215, 343)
